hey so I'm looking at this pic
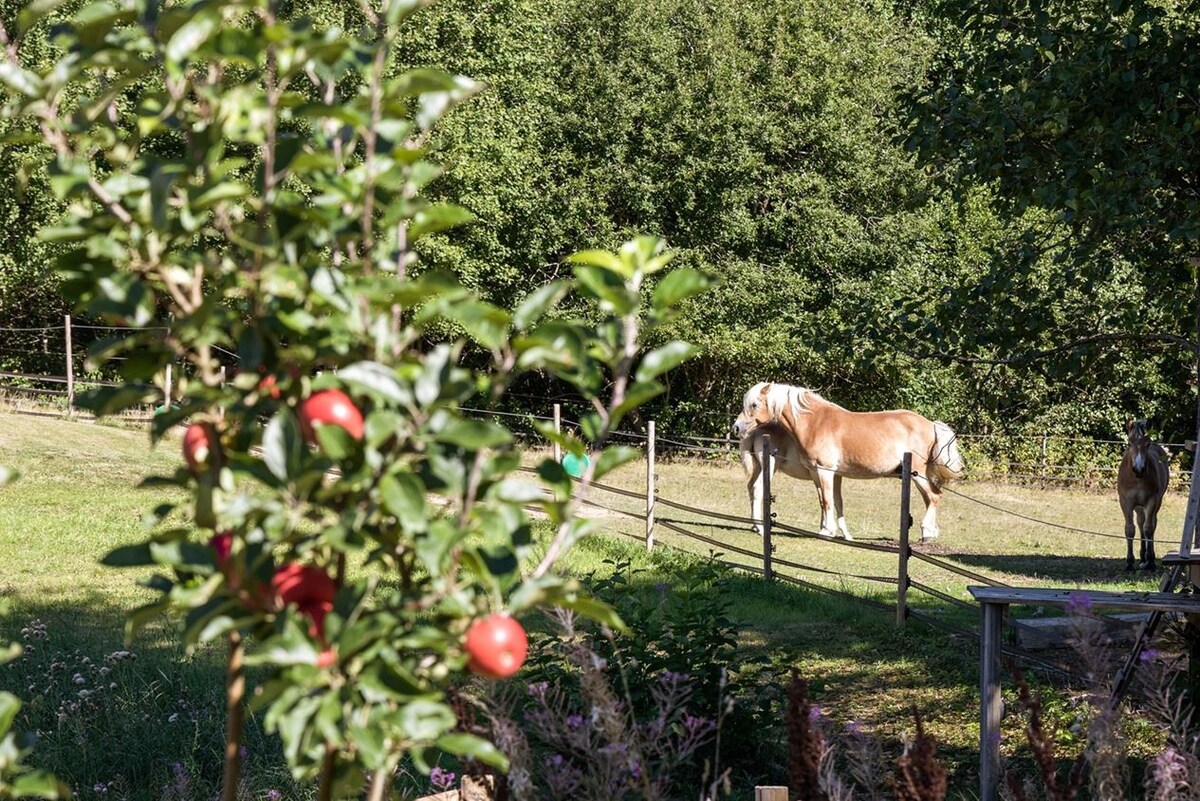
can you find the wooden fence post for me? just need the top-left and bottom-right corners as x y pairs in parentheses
(552, 403), (562, 463)
(646, 420), (656, 551)
(979, 600), (1004, 801)
(897, 451), (912, 627)
(63, 314), (74, 417)
(755, 788), (789, 801)
(164, 363), (173, 408)
(1039, 434), (1048, 489)
(762, 434), (773, 581)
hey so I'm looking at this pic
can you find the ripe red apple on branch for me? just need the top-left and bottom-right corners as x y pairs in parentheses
(464, 613), (528, 679)
(182, 423), (219, 473)
(297, 389), (364, 443)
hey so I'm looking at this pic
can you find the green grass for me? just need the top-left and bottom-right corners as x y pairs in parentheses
(0, 412), (1180, 799)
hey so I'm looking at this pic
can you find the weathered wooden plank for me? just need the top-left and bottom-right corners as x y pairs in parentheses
(967, 586), (1200, 614)
(979, 602), (1004, 801)
(1161, 551), (1200, 566)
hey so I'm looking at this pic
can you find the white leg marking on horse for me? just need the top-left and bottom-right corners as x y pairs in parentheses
(837, 516), (852, 540)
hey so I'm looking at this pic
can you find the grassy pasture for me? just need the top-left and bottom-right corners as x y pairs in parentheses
(0, 411), (1181, 798)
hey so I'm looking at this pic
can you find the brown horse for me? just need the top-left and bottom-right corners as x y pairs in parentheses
(737, 421), (851, 537)
(732, 382), (965, 540)
(1117, 419), (1169, 571)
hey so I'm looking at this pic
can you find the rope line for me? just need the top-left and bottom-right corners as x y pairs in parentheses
(769, 552), (899, 585)
(923, 473), (1129, 540)
(907, 579), (978, 612)
(771, 520), (902, 554)
(774, 571), (895, 613)
(655, 496), (759, 526)
(908, 550), (1010, 587)
(656, 515), (757, 535)
(657, 519), (764, 561)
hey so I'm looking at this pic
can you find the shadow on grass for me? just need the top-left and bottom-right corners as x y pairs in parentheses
(944, 551), (1163, 585)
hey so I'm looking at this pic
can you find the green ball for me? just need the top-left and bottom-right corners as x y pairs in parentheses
(561, 452), (590, 478)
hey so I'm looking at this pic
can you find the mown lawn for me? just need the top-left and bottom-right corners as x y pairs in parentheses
(0, 411), (1180, 799)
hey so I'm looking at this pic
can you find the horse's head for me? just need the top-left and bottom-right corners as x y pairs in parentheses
(731, 382), (773, 438)
(1126, 419), (1154, 476)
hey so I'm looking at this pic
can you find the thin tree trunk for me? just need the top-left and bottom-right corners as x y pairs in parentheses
(318, 744), (337, 801)
(221, 631), (246, 801)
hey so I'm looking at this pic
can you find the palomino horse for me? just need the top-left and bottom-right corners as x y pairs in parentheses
(732, 382), (965, 540)
(738, 421), (850, 538)
(1117, 419), (1169, 571)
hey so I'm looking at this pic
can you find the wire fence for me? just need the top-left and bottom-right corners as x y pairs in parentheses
(1, 318), (1194, 491)
(4, 323), (1182, 687)
(536, 450), (1094, 683)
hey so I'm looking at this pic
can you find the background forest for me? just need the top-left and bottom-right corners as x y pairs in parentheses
(1, 0), (1195, 444)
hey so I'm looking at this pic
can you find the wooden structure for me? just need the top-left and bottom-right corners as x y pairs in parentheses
(968, 586), (1200, 801)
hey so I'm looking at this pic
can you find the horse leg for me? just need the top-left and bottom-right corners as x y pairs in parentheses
(812, 469), (837, 538)
(1120, 497), (1136, 571)
(1137, 505), (1157, 570)
(743, 449), (763, 535)
(913, 470), (939, 540)
(833, 474), (851, 540)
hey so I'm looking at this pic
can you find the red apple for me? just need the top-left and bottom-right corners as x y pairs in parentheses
(182, 423), (219, 473)
(297, 389), (364, 443)
(209, 532), (233, 570)
(272, 564), (337, 640)
(464, 614), (528, 679)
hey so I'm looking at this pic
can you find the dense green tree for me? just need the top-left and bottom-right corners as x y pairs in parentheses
(903, 0), (1200, 439)
(3, 0), (1197, 442)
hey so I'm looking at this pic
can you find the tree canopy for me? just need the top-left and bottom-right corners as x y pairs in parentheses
(2, 0), (1199, 443)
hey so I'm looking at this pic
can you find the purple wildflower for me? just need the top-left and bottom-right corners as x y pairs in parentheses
(544, 754), (583, 798)
(808, 704), (823, 723)
(430, 766), (456, 792)
(1066, 591), (1092, 615)
(566, 714), (584, 728)
(1140, 648), (1160, 663)
(265, 792), (282, 801)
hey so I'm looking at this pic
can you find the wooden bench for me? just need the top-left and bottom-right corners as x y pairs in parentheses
(967, 585), (1200, 801)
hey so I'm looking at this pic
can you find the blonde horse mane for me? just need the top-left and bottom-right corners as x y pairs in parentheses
(745, 381), (824, 420)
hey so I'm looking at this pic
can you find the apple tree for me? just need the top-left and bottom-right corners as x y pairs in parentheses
(0, 0), (708, 798)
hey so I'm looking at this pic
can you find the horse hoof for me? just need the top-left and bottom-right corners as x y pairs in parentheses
(817, 529), (835, 539)
(1125, 563), (1135, 572)
(841, 533), (854, 542)
(1141, 562), (1156, 571)
(920, 532), (938, 542)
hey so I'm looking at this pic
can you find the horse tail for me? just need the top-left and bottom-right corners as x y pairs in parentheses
(929, 421), (966, 485)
